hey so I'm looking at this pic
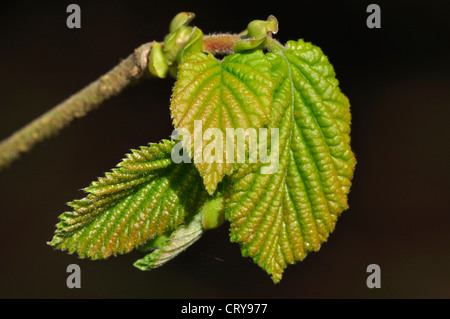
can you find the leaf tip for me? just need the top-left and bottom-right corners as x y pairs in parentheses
(271, 273), (282, 284)
(133, 257), (154, 271)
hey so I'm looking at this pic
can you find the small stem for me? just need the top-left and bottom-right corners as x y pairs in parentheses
(264, 37), (285, 51)
(0, 34), (241, 172)
(203, 34), (241, 55)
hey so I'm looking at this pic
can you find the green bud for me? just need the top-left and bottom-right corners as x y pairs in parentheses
(179, 27), (204, 63)
(234, 15), (279, 53)
(247, 15), (278, 39)
(201, 191), (225, 230)
(148, 42), (168, 78)
(169, 12), (195, 33)
(161, 12), (204, 78)
(163, 26), (192, 64)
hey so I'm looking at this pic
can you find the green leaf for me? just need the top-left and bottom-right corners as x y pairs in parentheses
(226, 39), (356, 283)
(49, 140), (210, 259)
(171, 50), (274, 194)
(134, 185), (225, 270)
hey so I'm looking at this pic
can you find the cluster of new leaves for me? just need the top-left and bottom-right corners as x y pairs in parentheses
(50, 14), (355, 283)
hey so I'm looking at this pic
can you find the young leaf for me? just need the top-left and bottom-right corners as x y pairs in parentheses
(171, 50), (274, 195)
(134, 212), (204, 270)
(226, 39), (356, 283)
(49, 140), (210, 259)
(134, 185), (225, 270)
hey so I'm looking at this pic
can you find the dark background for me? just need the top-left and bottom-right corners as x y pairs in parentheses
(0, 0), (449, 298)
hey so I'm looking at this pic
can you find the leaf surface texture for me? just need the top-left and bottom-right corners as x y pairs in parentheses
(50, 140), (209, 259)
(226, 40), (356, 282)
(171, 50), (274, 194)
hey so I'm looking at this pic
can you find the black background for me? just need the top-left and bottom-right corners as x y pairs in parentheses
(0, 0), (449, 298)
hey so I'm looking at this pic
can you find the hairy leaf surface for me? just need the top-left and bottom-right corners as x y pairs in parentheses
(171, 50), (274, 194)
(49, 140), (209, 259)
(226, 40), (356, 282)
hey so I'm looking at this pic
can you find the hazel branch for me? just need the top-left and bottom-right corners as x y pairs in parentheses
(0, 34), (241, 172)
